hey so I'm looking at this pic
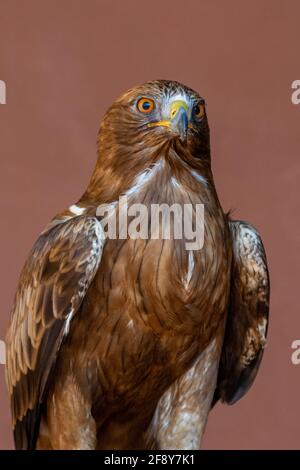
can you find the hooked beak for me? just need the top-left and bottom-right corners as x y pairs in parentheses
(169, 102), (188, 142)
(147, 100), (190, 142)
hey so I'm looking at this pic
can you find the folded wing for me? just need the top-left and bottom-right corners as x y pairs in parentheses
(5, 216), (105, 449)
(214, 220), (270, 405)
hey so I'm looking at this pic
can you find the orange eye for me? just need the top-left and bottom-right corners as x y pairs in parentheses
(137, 97), (155, 114)
(194, 103), (205, 118)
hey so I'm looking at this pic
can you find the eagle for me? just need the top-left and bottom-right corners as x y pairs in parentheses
(5, 80), (269, 450)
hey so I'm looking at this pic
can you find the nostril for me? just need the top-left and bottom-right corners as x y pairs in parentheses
(170, 108), (177, 118)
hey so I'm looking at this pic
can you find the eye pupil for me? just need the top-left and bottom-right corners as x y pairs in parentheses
(194, 103), (204, 118)
(142, 101), (150, 110)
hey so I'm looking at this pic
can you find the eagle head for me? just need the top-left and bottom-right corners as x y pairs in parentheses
(84, 80), (211, 203)
(99, 80), (210, 157)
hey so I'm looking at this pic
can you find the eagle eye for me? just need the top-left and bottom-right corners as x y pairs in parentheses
(137, 97), (155, 114)
(194, 103), (205, 119)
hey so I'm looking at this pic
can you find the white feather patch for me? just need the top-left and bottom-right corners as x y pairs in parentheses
(257, 317), (267, 343)
(183, 251), (195, 289)
(190, 170), (207, 186)
(69, 205), (86, 216)
(125, 159), (164, 197)
(64, 308), (75, 336)
(171, 176), (182, 190)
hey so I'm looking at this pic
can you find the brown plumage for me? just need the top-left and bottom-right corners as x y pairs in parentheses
(5, 80), (270, 450)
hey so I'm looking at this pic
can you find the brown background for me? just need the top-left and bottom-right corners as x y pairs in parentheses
(0, 0), (299, 449)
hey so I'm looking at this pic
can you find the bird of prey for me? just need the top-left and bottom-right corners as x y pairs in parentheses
(5, 80), (269, 450)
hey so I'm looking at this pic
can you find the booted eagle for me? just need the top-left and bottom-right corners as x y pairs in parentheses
(6, 80), (269, 450)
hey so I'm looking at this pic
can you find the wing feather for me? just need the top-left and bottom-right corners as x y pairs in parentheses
(5, 215), (105, 449)
(214, 220), (270, 405)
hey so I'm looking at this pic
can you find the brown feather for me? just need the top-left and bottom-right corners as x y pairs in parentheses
(6, 80), (269, 450)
